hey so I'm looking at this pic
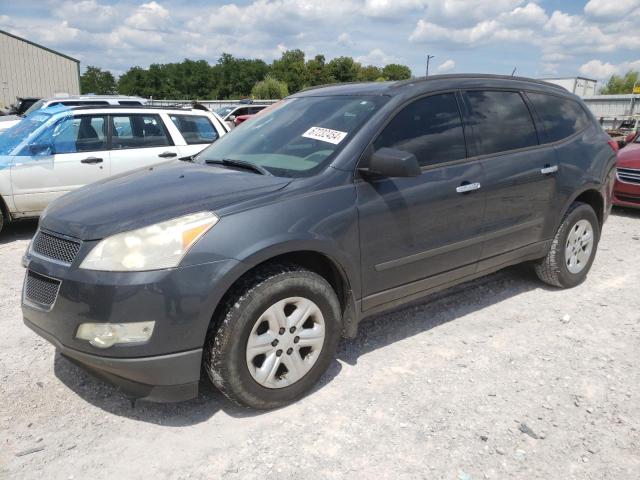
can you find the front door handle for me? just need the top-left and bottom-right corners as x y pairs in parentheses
(158, 151), (177, 158)
(80, 157), (103, 164)
(540, 165), (558, 175)
(456, 182), (481, 194)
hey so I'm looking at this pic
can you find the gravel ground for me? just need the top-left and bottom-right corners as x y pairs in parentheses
(1, 210), (639, 480)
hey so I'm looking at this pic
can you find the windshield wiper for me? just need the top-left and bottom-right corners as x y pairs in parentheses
(205, 158), (271, 175)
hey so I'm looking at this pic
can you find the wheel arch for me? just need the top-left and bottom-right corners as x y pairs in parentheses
(208, 248), (359, 340)
(561, 186), (605, 228)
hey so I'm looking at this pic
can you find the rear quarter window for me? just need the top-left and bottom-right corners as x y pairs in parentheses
(169, 115), (219, 144)
(526, 93), (591, 143)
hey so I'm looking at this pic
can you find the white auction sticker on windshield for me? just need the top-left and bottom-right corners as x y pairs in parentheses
(302, 126), (348, 145)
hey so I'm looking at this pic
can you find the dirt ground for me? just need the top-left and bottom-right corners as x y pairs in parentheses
(1, 209), (639, 480)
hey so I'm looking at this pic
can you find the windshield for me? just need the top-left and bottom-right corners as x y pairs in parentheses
(23, 99), (46, 116)
(197, 95), (387, 177)
(215, 106), (235, 117)
(0, 111), (54, 155)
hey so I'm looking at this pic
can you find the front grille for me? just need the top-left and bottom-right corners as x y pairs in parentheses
(616, 193), (640, 204)
(24, 270), (61, 308)
(618, 167), (640, 184)
(31, 230), (81, 264)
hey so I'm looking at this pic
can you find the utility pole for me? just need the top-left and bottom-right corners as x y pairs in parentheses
(426, 55), (435, 77)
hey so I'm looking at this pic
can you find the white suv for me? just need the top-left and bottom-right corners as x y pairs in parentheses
(0, 105), (228, 231)
(0, 95), (148, 132)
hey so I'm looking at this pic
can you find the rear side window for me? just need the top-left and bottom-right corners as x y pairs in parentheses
(169, 115), (219, 145)
(464, 90), (538, 156)
(527, 93), (591, 143)
(374, 93), (466, 167)
(118, 101), (143, 106)
(110, 114), (171, 149)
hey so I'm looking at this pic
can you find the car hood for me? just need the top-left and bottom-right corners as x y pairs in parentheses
(618, 143), (640, 168)
(40, 161), (292, 240)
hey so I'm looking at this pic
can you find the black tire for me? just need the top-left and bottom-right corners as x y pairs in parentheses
(204, 264), (341, 409)
(0, 209), (3, 235)
(534, 202), (600, 288)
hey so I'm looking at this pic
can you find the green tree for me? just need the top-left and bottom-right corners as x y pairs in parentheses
(80, 66), (117, 94)
(382, 64), (412, 81)
(252, 75), (289, 99)
(327, 56), (360, 83)
(117, 66), (149, 96)
(271, 49), (307, 93)
(600, 70), (640, 94)
(305, 54), (329, 86)
(213, 53), (269, 99)
(358, 65), (382, 82)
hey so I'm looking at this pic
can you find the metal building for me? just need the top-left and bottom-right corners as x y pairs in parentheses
(0, 30), (80, 110)
(540, 76), (598, 97)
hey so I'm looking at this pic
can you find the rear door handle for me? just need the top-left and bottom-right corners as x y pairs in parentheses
(158, 151), (177, 158)
(540, 165), (558, 175)
(456, 182), (481, 194)
(80, 157), (103, 164)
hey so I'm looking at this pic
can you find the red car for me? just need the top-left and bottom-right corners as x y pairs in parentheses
(614, 133), (640, 208)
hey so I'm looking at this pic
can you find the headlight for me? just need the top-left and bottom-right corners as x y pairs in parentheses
(80, 212), (218, 271)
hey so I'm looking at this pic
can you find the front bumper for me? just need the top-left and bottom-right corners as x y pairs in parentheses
(22, 246), (241, 402)
(25, 319), (202, 402)
(613, 178), (640, 209)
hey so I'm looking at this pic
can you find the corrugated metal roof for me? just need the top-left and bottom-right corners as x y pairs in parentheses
(0, 29), (79, 63)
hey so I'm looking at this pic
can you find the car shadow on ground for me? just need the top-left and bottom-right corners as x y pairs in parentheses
(335, 264), (547, 366)
(54, 263), (548, 425)
(0, 218), (38, 245)
(53, 351), (344, 426)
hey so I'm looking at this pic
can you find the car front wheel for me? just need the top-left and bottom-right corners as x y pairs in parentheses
(204, 264), (341, 409)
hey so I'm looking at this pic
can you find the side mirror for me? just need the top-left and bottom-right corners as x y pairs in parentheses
(359, 147), (421, 178)
(28, 143), (52, 156)
(228, 115), (236, 122)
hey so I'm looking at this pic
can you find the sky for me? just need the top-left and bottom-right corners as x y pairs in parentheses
(1, 0), (638, 84)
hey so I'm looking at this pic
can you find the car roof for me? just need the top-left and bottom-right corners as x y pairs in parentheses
(43, 95), (146, 102)
(38, 105), (214, 116)
(294, 73), (572, 98)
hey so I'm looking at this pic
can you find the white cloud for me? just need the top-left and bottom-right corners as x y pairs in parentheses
(55, 1), (119, 32)
(435, 59), (455, 73)
(337, 32), (353, 47)
(125, 1), (170, 31)
(356, 48), (395, 66)
(579, 58), (640, 80)
(584, 0), (640, 21)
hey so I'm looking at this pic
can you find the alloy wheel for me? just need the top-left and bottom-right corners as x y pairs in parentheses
(245, 297), (325, 389)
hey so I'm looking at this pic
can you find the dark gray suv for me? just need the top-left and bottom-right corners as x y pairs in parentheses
(22, 75), (617, 409)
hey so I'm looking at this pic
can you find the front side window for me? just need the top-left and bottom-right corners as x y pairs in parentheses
(110, 114), (171, 149)
(197, 95), (388, 177)
(1, 111), (54, 155)
(169, 115), (218, 145)
(527, 93), (592, 143)
(464, 90), (538, 156)
(28, 114), (107, 154)
(374, 93), (466, 167)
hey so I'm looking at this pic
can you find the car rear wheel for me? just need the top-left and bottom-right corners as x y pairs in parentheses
(534, 202), (600, 288)
(204, 264), (341, 409)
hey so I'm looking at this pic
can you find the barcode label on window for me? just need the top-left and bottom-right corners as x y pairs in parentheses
(302, 127), (348, 145)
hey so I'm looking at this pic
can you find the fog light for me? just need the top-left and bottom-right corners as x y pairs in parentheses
(76, 321), (155, 349)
